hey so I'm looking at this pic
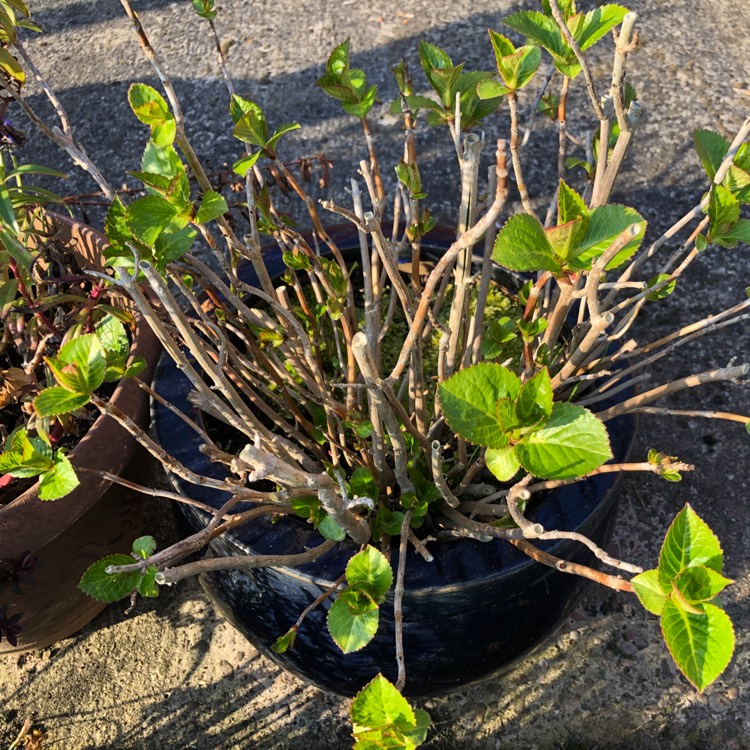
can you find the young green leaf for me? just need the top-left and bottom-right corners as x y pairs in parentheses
(127, 195), (185, 247)
(57, 334), (107, 393)
(568, 204), (645, 270)
(516, 367), (553, 426)
(557, 179), (588, 224)
(346, 546), (393, 600)
(674, 566), (733, 605)
(132, 535), (157, 559)
(661, 599), (734, 692)
(128, 83), (175, 147)
(707, 184), (740, 242)
(191, 0), (217, 20)
(318, 515), (346, 541)
(658, 504), (724, 589)
(632, 569), (669, 616)
(233, 101), (269, 147)
(37, 454), (79, 500)
(327, 590), (380, 654)
(515, 402), (612, 480)
(439, 363), (522, 448)
(485, 445), (521, 482)
(645, 274), (676, 301)
(271, 628), (298, 654)
(693, 129), (729, 180)
(78, 554), (141, 602)
(351, 674), (430, 749)
(493, 214), (562, 273)
(34, 387), (91, 418)
(194, 190), (228, 224)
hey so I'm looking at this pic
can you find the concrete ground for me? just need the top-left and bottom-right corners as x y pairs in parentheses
(1, 0), (749, 747)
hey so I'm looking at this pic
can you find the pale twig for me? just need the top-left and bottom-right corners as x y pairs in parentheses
(394, 509), (412, 692)
(431, 441), (460, 508)
(508, 93), (539, 219)
(596, 364), (750, 421)
(158, 539), (338, 585)
(388, 141), (508, 384)
(629, 407), (750, 425)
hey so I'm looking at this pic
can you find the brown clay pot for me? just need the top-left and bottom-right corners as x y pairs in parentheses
(0, 213), (160, 653)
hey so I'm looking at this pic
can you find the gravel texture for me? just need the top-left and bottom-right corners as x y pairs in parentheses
(1, 0), (749, 748)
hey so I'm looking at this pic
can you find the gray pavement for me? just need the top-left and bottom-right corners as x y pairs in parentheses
(1, 0), (749, 748)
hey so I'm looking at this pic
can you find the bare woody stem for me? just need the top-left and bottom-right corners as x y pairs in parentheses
(511, 539), (635, 592)
(596, 364), (750, 422)
(388, 141), (508, 384)
(508, 93), (538, 220)
(155, 539), (337, 585)
(394, 509), (413, 692)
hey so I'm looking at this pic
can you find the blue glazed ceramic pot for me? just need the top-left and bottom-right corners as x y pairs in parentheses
(151, 225), (637, 697)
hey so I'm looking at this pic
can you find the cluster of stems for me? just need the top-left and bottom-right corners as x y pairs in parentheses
(7, 0), (749, 692)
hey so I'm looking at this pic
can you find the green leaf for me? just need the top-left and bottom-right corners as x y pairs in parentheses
(191, 0), (217, 20)
(516, 367), (553, 426)
(646, 274), (676, 301)
(132, 535), (157, 559)
(707, 184), (740, 241)
(95, 314), (129, 369)
(233, 151), (262, 177)
(265, 122), (301, 153)
(632, 569), (669, 616)
(569, 204), (646, 270)
(349, 466), (379, 502)
(545, 216), (589, 260)
(346, 546), (393, 600)
(495, 45), (541, 91)
(439, 363), (522, 448)
(658, 504), (724, 589)
(37, 454), (79, 500)
(488, 29), (515, 62)
(271, 628), (297, 654)
(128, 83), (175, 146)
(58, 334), (107, 393)
(485, 445), (521, 482)
(557, 180), (588, 224)
(318, 515), (346, 541)
(694, 129), (729, 180)
(142, 143), (184, 179)
(351, 674), (417, 734)
(126, 195), (182, 247)
(194, 190), (228, 224)
(34, 387), (91, 417)
(154, 226), (197, 266)
(327, 591), (379, 654)
(78, 554), (140, 602)
(493, 214), (562, 274)
(661, 599), (734, 692)
(0, 47), (25, 84)
(721, 218), (750, 245)
(233, 101), (269, 147)
(136, 565), (159, 598)
(343, 85), (377, 119)
(326, 38), (351, 77)
(476, 78), (510, 99)
(516, 402), (612, 480)
(576, 5), (628, 52)
(674, 566), (733, 605)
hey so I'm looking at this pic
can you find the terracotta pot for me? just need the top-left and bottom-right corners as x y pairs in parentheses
(151, 225), (637, 697)
(0, 213), (160, 654)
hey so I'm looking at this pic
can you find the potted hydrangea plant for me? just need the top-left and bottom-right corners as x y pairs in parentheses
(4, 0), (748, 745)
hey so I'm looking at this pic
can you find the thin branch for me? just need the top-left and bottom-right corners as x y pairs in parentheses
(394, 509), (412, 692)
